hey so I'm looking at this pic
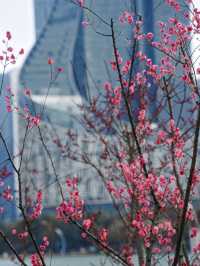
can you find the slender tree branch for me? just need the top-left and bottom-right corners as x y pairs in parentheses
(110, 18), (160, 209)
(69, 217), (129, 266)
(0, 131), (46, 266)
(173, 105), (200, 266)
(0, 231), (28, 266)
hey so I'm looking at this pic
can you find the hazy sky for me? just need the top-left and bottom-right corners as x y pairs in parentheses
(0, 0), (35, 71)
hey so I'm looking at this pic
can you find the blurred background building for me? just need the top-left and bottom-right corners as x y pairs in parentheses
(18, 0), (136, 209)
(16, 0), (186, 212)
(0, 0), (196, 219)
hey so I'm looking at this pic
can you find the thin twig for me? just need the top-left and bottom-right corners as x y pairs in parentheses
(0, 231), (28, 266)
(173, 105), (200, 266)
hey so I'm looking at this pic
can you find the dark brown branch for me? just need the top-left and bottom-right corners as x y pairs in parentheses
(0, 131), (46, 266)
(162, 77), (183, 196)
(38, 126), (65, 200)
(110, 18), (160, 209)
(0, 231), (28, 266)
(70, 0), (110, 27)
(69, 217), (129, 266)
(173, 106), (200, 266)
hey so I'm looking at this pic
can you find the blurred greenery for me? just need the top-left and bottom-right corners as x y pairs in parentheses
(0, 208), (127, 255)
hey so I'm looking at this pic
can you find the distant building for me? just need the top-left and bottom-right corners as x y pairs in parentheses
(19, 0), (194, 209)
(18, 0), (134, 207)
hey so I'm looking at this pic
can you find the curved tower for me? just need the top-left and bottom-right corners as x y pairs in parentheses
(20, 0), (86, 99)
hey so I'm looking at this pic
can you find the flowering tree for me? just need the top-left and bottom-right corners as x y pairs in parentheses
(0, 0), (200, 266)
(64, 0), (200, 265)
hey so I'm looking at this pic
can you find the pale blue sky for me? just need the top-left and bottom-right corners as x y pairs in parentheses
(0, 0), (35, 70)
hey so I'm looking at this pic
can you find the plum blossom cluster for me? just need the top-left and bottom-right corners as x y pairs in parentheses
(22, 105), (41, 128)
(4, 86), (19, 113)
(136, 108), (152, 138)
(131, 218), (176, 251)
(130, 15), (196, 84)
(165, 0), (181, 12)
(30, 253), (43, 266)
(47, 57), (64, 74)
(39, 236), (49, 253)
(105, 151), (192, 253)
(82, 217), (109, 245)
(110, 49), (123, 71)
(56, 178), (110, 247)
(0, 166), (11, 188)
(0, 31), (24, 66)
(2, 186), (13, 201)
(104, 82), (122, 106)
(56, 177), (84, 222)
(121, 245), (134, 266)
(4, 85), (41, 131)
(0, 166), (13, 215)
(193, 7), (200, 33)
(30, 236), (49, 266)
(103, 72), (147, 109)
(156, 119), (185, 159)
(77, 0), (84, 7)
(159, 20), (194, 82)
(119, 11), (134, 25)
(98, 228), (109, 244)
(11, 228), (28, 240)
(30, 190), (43, 220)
